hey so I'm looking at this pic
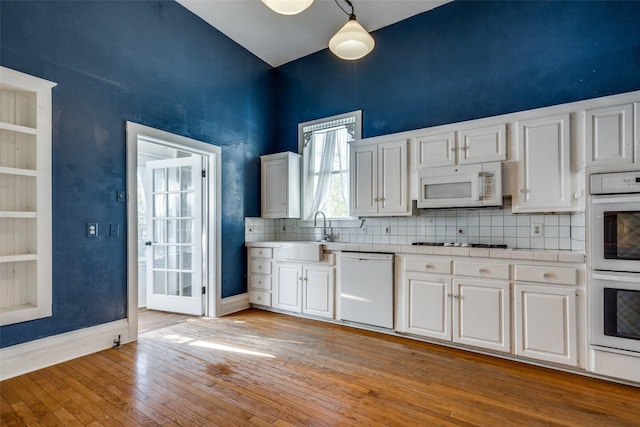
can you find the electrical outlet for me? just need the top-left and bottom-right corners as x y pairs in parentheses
(86, 223), (98, 238)
(531, 223), (544, 237)
(116, 191), (126, 203)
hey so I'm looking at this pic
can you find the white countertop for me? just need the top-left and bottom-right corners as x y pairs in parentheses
(245, 241), (586, 263)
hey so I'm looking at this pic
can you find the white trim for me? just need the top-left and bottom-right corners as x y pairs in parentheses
(0, 319), (129, 381)
(219, 293), (250, 316)
(126, 122), (222, 344)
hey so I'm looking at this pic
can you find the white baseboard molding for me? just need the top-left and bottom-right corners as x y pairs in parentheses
(219, 293), (250, 316)
(0, 319), (131, 381)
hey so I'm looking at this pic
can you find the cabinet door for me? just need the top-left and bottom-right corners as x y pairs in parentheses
(275, 263), (302, 312)
(350, 144), (378, 215)
(458, 124), (506, 165)
(378, 140), (408, 215)
(586, 104), (633, 166)
(302, 265), (334, 318)
(514, 114), (572, 212)
(415, 132), (456, 168)
(261, 158), (287, 218)
(405, 273), (452, 340)
(514, 284), (577, 366)
(453, 278), (510, 353)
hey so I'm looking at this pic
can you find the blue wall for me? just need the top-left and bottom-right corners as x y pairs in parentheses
(274, 0), (640, 149)
(0, 1), (272, 347)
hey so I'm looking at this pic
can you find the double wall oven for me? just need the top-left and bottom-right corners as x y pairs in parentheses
(590, 171), (640, 353)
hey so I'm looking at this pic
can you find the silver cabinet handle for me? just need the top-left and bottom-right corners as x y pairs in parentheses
(543, 273), (552, 279)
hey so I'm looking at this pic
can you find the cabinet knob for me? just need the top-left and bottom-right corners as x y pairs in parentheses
(304, 277), (308, 281)
(478, 268), (488, 274)
(258, 265), (262, 270)
(374, 197), (379, 202)
(380, 197), (385, 202)
(542, 272), (552, 279)
(453, 294), (460, 299)
(425, 264), (434, 270)
(447, 293), (453, 298)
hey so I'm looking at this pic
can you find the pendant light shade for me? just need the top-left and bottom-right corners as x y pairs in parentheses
(329, 16), (375, 60)
(261, 0), (314, 15)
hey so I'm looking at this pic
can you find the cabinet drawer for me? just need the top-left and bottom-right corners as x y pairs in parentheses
(250, 275), (272, 291)
(249, 291), (271, 306)
(405, 257), (451, 275)
(455, 261), (510, 280)
(514, 265), (577, 286)
(250, 259), (272, 275)
(250, 247), (273, 258)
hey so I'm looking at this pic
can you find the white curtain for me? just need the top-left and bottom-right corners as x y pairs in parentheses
(303, 127), (350, 219)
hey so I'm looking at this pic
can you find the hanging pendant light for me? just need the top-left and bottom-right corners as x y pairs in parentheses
(329, 0), (374, 60)
(261, 0), (314, 16)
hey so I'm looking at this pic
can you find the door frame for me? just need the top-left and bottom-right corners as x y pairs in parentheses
(126, 121), (221, 340)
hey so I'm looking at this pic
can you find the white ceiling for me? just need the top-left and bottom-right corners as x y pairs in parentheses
(177, 0), (451, 67)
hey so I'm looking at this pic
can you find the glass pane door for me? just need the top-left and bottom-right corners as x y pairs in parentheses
(145, 156), (203, 315)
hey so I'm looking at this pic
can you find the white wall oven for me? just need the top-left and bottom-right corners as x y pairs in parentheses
(590, 170), (640, 353)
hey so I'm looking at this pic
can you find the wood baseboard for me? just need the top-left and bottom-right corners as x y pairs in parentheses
(0, 319), (130, 381)
(219, 293), (250, 316)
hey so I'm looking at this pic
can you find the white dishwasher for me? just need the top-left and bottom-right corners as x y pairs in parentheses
(340, 252), (394, 329)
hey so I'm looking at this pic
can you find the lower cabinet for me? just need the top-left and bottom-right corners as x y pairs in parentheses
(453, 278), (511, 353)
(514, 283), (577, 366)
(276, 262), (335, 319)
(403, 272), (511, 353)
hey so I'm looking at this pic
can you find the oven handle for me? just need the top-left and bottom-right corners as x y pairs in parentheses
(592, 272), (640, 283)
(591, 195), (640, 204)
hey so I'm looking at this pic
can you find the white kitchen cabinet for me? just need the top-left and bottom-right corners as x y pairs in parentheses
(260, 152), (300, 218)
(414, 124), (506, 168)
(453, 278), (511, 353)
(514, 284), (577, 366)
(247, 247), (274, 307)
(350, 139), (409, 216)
(400, 257), (510, 353)
(275, 262), (303, 312)
(586, 104), (634, 166)
(275, 260), (335, 319)
(301, 265), (334, 318)
(513, 114), (573, 213)
(414, 131), (456, 167)
(0, 67), (56, 326)
(404, 272), (452, 340)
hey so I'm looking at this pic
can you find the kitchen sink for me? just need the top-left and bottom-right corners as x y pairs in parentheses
(278, 241), (324, 262)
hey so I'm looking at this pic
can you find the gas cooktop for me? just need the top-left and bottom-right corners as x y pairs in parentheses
(412, 242), (508, 249)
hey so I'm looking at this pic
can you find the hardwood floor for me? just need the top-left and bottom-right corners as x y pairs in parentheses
(2, 309), (639, 426)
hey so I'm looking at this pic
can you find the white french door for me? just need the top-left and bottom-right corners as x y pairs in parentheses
(145, 156), (203, 315)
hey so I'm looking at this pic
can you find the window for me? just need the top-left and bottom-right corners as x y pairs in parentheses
(298, 111), (362, 220)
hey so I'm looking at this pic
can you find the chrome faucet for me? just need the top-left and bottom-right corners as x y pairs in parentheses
(314, 211), (330, 242)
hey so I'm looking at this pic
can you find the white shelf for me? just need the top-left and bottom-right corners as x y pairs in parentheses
(0, 121), (38, 135)
(0, 166), (37, 177)
(0, 254), (38, 263)
(0, 66), (55, 327)
(0, 211), (37, 218)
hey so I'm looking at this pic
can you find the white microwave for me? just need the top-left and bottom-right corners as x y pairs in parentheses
(417, 162), (502, 208)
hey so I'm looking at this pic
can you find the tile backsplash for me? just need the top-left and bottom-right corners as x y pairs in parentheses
(245, 199), (585, 252)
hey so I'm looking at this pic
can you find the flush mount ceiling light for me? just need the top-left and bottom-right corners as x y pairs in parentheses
(261, 0), (314, 16)
(329, 0), (375, 60)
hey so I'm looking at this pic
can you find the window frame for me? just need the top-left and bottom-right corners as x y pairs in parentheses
(298, 110), (362, 221)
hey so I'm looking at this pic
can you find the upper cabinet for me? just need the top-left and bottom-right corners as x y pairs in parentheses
(350, 138), (410, 216)
(512, 114), (574, 213)
(0, 66), (56, 326)
(414, 124), (506, 168)
(586, 103), (634, 167)
(261, 152), (300, 219)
